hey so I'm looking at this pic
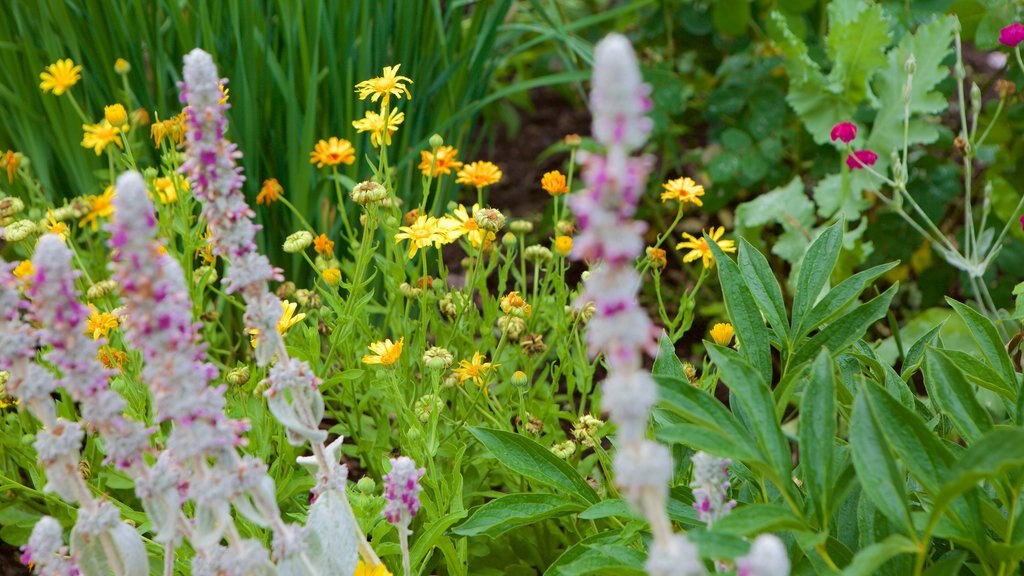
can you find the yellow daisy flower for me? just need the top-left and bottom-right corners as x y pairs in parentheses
(152, 176), (188, 204)
(81, 120), (125, 156)
(440, 204), (493, 248)
(661, 177), (705, 206)
(362, 337), (404, 366)
(46, 211), (69, 241)
(352, 108), (405, 148)
(541, 170), (569, 195)
(554, 235), (573, 256)
(456, 161), (502, 189)
(354, 64), (413, 104)
(248, 300), (306, 347)
(39, 59), (82, 95)
(354, 560), (394, 576)
(453, 352), (499, 389)
(12, 260), (34, 280)
(85, 306), (119, 340)
(675, 226), (736, 269)
(395, 215), (446, 258)
(310, 137), (355, 168)
(80, 186), (116, 231)
(710, 323), (734, 346)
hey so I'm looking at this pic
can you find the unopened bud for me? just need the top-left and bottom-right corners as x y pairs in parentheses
(356, 476), (376, 494)
(501, 232), (517, 247)
(511, 370), (528, 389)
(904, 54), (916, 76)
(509, 220), (534, 234)
(351, 181), (388, 207)
(3, 220), (35, 242)
(226, 366), (251, 386)
(429, 134), (444, 149)
(970, 82), (982, 114)
(474, 208), (505, 232)
(283, 230), (313, 253)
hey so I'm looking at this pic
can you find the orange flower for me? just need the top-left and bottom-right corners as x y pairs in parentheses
(541, 170), (569, 195)
(456, 161), (502, 189)
(257, 178), (283, 205)
(310, 137), (355, 168)
(313, 233), (334, 256)
(419, 146), (463, 177)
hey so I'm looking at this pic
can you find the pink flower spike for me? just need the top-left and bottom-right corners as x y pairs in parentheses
(999, 23), (1024, 48)
(830, 121), (857, 143)
(846, 149), (877, 170)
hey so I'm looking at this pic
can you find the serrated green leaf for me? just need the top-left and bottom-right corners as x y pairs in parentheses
(468, 427), (599, 504)
(793, 284), (897, 365)
(707, 235), (772, 384)
(923, 348), (993, 444)
(826, 0), (891, 103)
(453, 493), (584, 538)
(800, 350), (836, 527)
(793, 221), (845, 335)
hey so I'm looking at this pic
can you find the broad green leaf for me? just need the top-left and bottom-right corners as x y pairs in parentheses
(839, 534), (917, 576)
(652, 334), (687, 385)
(800, 350), (836, 526)
(711, 503), (811, 536)
(901, 321), (946, 380)
(946, 298), (1017, 389)
(545, 531), (630, 576)
(793, 284), (897, 365)
(707, 345), (792, 489)
(737, 238), (790, 346)
(453, 493), (584, 538)
(656, 420), (762, 466)
(921, 551), (968, 576)
(655, 385), (763, 465)
(707, 235), (772, 384)
(552, 543), (646, 576)
(792, 221), (844, 335)
(735, 177), (815, 265)
(849, 392), (914, 533)
(930, 428), (1024, 528)
(800, 261), (900, 338)
(410, 509), (468, 569)
(923, 348), (993, 444)
(826, 0), (891, 103)
(468, 427), (599, 504)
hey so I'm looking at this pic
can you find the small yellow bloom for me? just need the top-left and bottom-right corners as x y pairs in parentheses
(310, 137), (355, 168)
(456, 161), (502, 189)
(257, 178), (284, 205)
(439, 204), (493, 249)
(1, 150), (20, 184)
(541, 170), (569, 195)
(500, 291), (531, 317)
(96, 346), (128, 371)
(352, 108), (404, 148)
(322, 268), (341, 286)
(354, 560), (394, 576)
(114, 58), (131, 75)
(85, 306), (119, 340)
(12, 260), (33, 280)
(152, 176), (188, 204)
(104, 104), (128, 128)
(355, 64), (413, 104)
(39, 59), (82, 95)
(362, 337), (404, 366)
(453, 352), (499, 389)
(151, 113), (186, 148)
(313, 233), (334, 256)
(219, 83), (229, 105)
(676, 227), (736, 269)
(661, 177), (705, 206)
(395, 215), (446, 258)
(248, 300), (307, 347)
(81, 120), (125, 156)
(646, 246), (667, 270)
(46, 211), (69, 241)
(419, 146), (463, 177)
(80, 186), (116, 231)
(554, 235), (573, 256)
(710, 323), (734, 346)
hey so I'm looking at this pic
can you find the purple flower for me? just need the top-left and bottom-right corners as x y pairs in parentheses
(382, 456), (426, 527)
(846, 149), (878, 170)
(999, 23), (1024, 48)
(830, 121), (857, 144)
(690, 451), (736, 527)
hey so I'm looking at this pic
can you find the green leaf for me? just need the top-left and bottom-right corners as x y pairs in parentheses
(711, 503), (811, 536)
(946, 298), (1017, 390)
(923, 348), (993, 444)
(655, 386), (763, 465)
(707, 234), (772, 384)
(901, 320), (946, 380)
(711, 0), (751, 37)
(545, 532), (631, 576)
(825, 0), (891, 103)
(652, 334), (687, 385)
(453, 493), (584, 538)
(707, 345), (792, 488)
(849, 391), (915, 533)
(468, 427), (599, 504)
(800, 261), (900, 338)
(551, 543), (647, 576)
(936, 349), (1015, 399)
(793, 284), (898, 365)
(839, 534), (918, 576)
(410, 510), (468, 569)
(800, 350), (836, 526)
(792, 221), (845, 336)
(735, 177), (815, 265)
(737, 238), (790, 346)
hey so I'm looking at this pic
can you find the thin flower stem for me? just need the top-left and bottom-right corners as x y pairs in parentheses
(975, 97), (1006, 148)
(278, 196), (315, 233)
(979, 193), (1024, 270)
(332, 167), (356, 242)
(954, 27), (977, 262)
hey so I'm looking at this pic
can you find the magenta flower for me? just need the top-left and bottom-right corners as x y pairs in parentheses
(830, 121), (857, 144)
(999, 23), (1024, 48)
(846, 149), (878, 170)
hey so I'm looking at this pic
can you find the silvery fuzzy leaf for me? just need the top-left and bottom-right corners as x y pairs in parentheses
(71, 521), (147, 576)
(268, 390), (328, 446)
(304, 490), (359, 576)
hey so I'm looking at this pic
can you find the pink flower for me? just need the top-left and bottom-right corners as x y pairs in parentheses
(846, 149), (877, 170)
(830, 121), (857, 144)
(999, 23), (1024, 48)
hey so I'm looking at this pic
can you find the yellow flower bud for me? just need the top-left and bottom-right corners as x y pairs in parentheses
(104, 104), (128, 128)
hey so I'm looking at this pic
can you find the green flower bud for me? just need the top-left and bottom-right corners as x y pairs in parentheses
(226, 365), (251, 386)
(3, 219), (36, 242)
(429, 133), (444, 149)
(422, 346), (454, 370)
(509, 220), (534, 234)
(501, 232), (516, 247)
(511, 370), (528, 389)
(356, 476), (376, 494)
(283, 230), (314, 253)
